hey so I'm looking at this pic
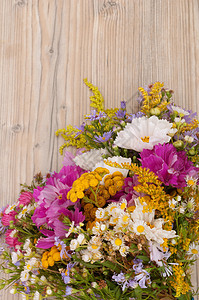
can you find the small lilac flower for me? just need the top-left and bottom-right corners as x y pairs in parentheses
(134, 270), (151, 288)
(127, 111), (144, 122)
(61, 263), (75, 284)
(64, 286), (72, 296)
(94, 131), (112, 143)
(86, 110), (107, 121)
(112, 272), (126, 283)
(115, 109), (126, 118)
(75, 123), (85, 137)
(54, 237), (71, 259)
(121, 101), (126, 109)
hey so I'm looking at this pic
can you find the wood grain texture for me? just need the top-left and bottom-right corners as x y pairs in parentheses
(0, 0), (199, 298)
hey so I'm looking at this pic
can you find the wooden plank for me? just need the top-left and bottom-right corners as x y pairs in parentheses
(0, 0), (199, 298)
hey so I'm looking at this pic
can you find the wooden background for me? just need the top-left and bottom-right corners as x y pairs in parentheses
(0, 0), (199, 299)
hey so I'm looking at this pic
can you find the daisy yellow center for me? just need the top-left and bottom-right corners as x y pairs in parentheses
(141, 136), (150, 143)
(102, 137), (106, 141)
(91, 245), (98, 250)
(191, 249), (198, 254)
(22, 208), (28, 214)
(122, 215), (129, 222)
(27, 264), (31, 270)
(115, 238), (122, 246)
(120, 203), (126, 210)
(110, 206), (117, 211)
(137, 225), (145, 233)
(187, 179), (195, 186)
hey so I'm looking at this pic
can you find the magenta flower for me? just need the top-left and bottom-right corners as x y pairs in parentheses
(5, 229), (22, 249)
(109, 176), (145, 206)
(32, 165), (85, 248)
(1, 209), (17, 226)
(17, 191), (33, 207)
(140, 143), (199, 188)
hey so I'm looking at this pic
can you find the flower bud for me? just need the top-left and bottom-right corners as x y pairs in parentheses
(173, 140), (184, 149)
(189, 148), (196, 156)
(150, 107), (161, 116)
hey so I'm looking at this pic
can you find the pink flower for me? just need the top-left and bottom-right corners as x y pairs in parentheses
(140, 143), (199, 188)
(5, 229), (22, 249)
(17, 191), (33, 207)
(32, 165), (86, 248)
(1, 208), (17, 226)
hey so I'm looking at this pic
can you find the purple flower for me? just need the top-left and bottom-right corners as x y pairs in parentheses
(127, 111), (144, 122)
(64, 286), (72, 296)
(140, 143), (199, 188)
(134, 270), (151, 289)
(94, 131), (112, 143)
(75, 123), (85, 137)
(54, 237), (71, 259)
(61, 263), (75, 284)
(121, 101), (126, 109)
(115, 109), (126, 118)
(86, 110), (107, 121)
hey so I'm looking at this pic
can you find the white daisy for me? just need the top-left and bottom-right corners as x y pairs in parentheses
(110, 235), (125, 250)
(5, 201), (19, 214)
(95, 208), (106, 220)
(70, 239), (79, 250)
(119, 245), (129, 257)
(94, 156), (131, 178)
(17, 204), (32, 219)
(20, 270), (30, 282)
(77, 233), (86, 245)
(188, 243), (199, 258)
(46, 287), (53, 295)
(171, 105), (189, 116)
(133, 220), (147, 236)
(114, 116), (174, 152)
(81, 250), (93, 262)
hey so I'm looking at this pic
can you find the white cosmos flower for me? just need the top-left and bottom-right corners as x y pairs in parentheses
(114, 116), (175, 152)
(74, 148), (108, 170)
(93, 156), (131, 178)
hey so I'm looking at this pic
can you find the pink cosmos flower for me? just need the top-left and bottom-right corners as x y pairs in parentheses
(5, 229), (22, 249)
(1, 209), (17, 226)
(32, 165), (85, 249)
(140, 143), (199, 188)
(17, 191), (33, 207)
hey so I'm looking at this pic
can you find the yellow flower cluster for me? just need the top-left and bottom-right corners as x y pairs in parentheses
(181, 118), (199, 132)
(84, 78), (105, 112)
(104, 161), (174, 226)
(67, 168), (110, 203)
(41, 246), (62, 269)
(170, 263), (190, 297)
(56, 126), (88, 155)
(104, 171), (124, 196)
(139, 82), (170, 116)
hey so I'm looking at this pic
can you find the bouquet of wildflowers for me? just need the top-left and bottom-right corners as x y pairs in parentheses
(0, 79), (199, 300)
